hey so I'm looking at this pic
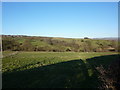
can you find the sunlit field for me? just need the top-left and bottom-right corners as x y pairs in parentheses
(2, 51), (119, 88)
(2, 1), (119, 89)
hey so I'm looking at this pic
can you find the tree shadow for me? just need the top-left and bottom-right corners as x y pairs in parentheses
(3, 54), (119, 88)
(86, 54), (120, 69)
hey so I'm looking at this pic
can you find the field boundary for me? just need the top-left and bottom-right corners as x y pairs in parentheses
(3, 51), (19, 58)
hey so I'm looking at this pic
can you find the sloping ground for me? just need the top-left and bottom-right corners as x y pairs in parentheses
(2, 53), (119, 88)
(96, 56), (120, 89)
(86, 54), (120, 89)
(2, 35), (118, 52)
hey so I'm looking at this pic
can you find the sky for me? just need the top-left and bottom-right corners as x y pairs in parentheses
(2, 2), (118, 38)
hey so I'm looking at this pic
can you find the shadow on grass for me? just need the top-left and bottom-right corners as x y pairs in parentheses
(3, 54), (119, 88)
(86, 54), (120, 89)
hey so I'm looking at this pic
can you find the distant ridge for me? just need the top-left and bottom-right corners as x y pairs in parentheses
(1, 35), (83, 39)
(93, 37), (119, 41)
(1, 35), (119, 41)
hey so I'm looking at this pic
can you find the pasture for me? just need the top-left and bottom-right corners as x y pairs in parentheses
(2, 51), (119, 88)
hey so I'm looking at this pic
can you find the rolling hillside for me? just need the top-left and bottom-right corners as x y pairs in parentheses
(2, 35), (119, 52)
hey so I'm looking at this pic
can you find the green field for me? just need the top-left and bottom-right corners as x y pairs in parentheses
(2, 51), (119, 88)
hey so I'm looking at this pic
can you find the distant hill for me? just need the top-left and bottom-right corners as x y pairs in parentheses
(2, 35), (119, 52)
(93, 37), (119, 41)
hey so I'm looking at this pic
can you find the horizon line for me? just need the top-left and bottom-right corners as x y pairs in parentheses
(1, 34), (119, 39)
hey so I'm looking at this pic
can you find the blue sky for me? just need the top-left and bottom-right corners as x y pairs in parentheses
(2, 2), (118, 38)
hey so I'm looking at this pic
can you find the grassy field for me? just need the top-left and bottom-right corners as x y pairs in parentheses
(2, 51), (119, 88)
